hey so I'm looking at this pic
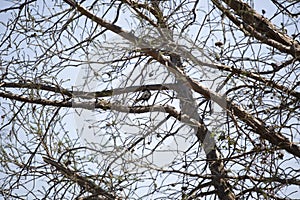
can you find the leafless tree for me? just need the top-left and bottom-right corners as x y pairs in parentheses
(0, 0), (299, 199)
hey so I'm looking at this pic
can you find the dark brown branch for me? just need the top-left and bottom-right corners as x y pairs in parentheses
(212, 0), (300, 58)
(0, 82), (172, 99)
(43, 157), (117, 200)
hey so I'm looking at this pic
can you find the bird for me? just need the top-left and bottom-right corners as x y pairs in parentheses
(134, 88), (151, 103)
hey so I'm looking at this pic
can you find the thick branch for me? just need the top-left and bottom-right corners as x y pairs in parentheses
(43, 157), (117, 200)
(0, 82), (172, 99)
(212, 0), (300, 58)
(186, 77), (300, 158)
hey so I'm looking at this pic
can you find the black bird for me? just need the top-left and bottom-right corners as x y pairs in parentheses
(134, 88), (151, 103)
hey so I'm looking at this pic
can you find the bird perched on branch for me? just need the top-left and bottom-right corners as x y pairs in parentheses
(134, 88), (151, 103)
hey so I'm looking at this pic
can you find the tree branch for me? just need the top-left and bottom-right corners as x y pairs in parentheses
(43, 157), (117, 200)
(212, 0), (300, 58)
